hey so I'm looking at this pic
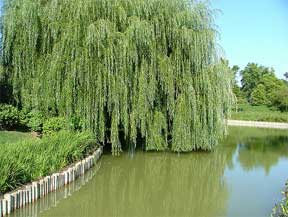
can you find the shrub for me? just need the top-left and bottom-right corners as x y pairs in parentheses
(20, 110), (44, 132)
(0, 104), (20, 130)
(43, 117), (68, 134)
(27, 112), (44, 132)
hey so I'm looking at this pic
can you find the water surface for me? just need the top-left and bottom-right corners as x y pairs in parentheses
(13, 127), (288, 217)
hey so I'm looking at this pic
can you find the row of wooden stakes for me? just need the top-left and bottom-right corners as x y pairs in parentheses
(0, 147), (103, 217)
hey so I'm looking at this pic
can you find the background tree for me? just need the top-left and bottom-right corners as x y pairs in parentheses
(270, 82), (288, 112)
(250, 84), (268, 105)
(237, 63), (288, 112)
(257, 74), (285, 106)
(240, 63), (274, 102)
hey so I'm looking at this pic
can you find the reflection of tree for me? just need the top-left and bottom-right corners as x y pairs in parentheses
(237, 136), (288, 174)
(222, 127), (288, 174)
(41, 151), (229, 217)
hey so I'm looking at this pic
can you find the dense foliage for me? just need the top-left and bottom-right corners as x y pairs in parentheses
(0, 104), (20, 130)
(0, 103), (70, 132)
(21, 109), (44, 132)
(231, 63), (288, 112)
(1, 0), (233, 154)
(43, 117), (68, 134)
(0, 131), (97, 194)
(240, 63), (275, 101)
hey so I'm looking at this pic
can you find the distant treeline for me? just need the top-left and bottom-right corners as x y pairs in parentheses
(231, 63), (288, 112)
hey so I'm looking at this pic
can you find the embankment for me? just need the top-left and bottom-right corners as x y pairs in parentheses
(228, 120), (288, 129)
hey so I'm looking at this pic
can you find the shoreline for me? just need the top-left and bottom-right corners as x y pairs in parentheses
(0, 147), (103, 217)
(228, 120), (288, 129)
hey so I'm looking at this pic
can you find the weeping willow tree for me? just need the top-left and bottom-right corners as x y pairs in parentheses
(1, 0), (234, 155)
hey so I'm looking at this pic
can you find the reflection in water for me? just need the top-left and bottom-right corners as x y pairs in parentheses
(11, 127), (288, 217)
(41, 151), (229, 217)
(238, 136), (288, 174)
(225, 127), (288, 174)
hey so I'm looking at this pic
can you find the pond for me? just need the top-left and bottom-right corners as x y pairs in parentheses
(12, 127), (288, 217)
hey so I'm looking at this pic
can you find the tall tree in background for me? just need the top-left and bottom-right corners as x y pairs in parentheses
(239, 63), (288, 111)
(240, 63), (274, 102)
(1, 0), (233, 155)
(250, 84), (268, 105)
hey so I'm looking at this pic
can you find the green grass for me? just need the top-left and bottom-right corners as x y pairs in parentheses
(0, 131), (98, 194)
(0, 131), (33, 145)
(231, 104), (288, 123)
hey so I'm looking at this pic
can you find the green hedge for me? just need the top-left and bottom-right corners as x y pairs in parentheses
(0, 131), (98, 194)
(0, 103), (78, 133)
(43, 117), (68, 134)
(0, 104), (21, 130)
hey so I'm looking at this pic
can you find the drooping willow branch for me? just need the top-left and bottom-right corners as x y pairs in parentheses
(1, 0), (234, 155)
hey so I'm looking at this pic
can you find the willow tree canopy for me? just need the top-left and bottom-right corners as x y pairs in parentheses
(1, 0), (233, 155)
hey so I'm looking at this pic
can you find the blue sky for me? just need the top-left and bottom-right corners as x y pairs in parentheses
(212, 0), (288, 79)
(0, 0), (287, 79)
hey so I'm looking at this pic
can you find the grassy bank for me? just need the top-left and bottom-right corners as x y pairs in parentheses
(0, 131), (33, 144)
(0, 131), (98, 194)
(231, 104), (288, 123)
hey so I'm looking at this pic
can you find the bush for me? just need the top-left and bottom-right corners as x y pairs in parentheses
(0, 104), (20, 130)
(43, 117), (68, 134)
(20, 110), (44, 132)
(0, 103), (81, 133)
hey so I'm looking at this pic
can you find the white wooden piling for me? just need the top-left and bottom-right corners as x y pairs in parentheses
(2, 199), (7, 216)
(26, 185), (31, 204)
(0, 199), (2, 217)
(4, 195), (10, 215)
